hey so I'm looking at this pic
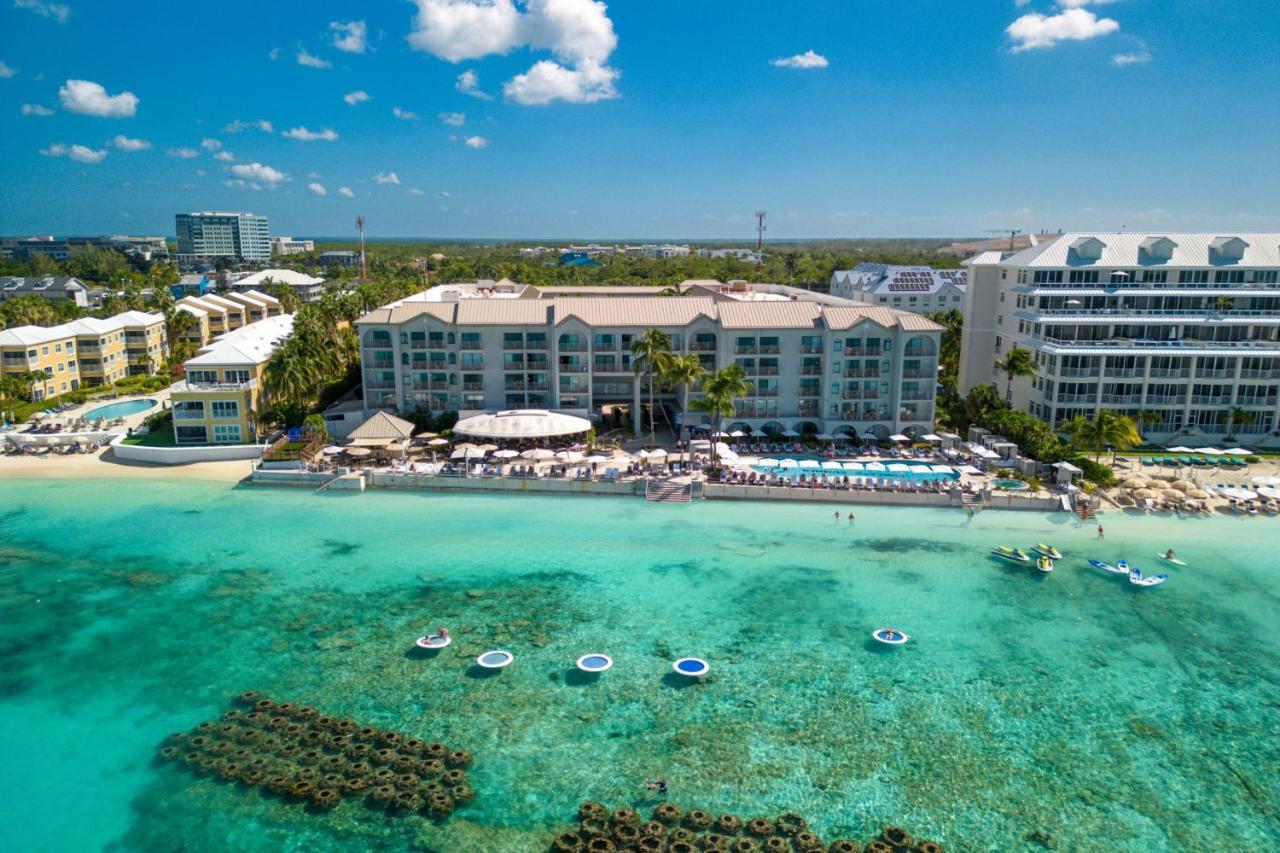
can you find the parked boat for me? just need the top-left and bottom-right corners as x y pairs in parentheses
(1088, 559), (1128, 576)
(991, 546), (1030, 563)
(1032, 544), (1062, 560)
(1129, 567), (1169, 587)
(871, 628), (909, 645)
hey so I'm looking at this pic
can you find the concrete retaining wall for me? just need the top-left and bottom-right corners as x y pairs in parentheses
(704, 482), (956, 507)
(111, 438), (264, 465)
(367, 472), (643, 497)
(250, 469), (335, 487)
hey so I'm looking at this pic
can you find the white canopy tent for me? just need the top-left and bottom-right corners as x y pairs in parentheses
(453, 409), (591, 440)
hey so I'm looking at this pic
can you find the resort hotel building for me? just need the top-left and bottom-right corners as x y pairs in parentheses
(0, 311), (167, 400)
(959, 232), (1280, 446)
(355, 279), (943, 438)
(170, 313), (293, 445)
(176, 290), (284, 347)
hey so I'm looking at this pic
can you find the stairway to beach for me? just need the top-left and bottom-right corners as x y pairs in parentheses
(646, 479), (692, 503)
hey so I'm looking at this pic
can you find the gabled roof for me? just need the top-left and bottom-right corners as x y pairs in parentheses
(996, 232), (1280, 267)
(552, 297), (718, 327)
(716, 301), (820, 329)
(822, 305), (942, 332)
(348, 410), (415, 440)
(455, 300), (551, 325)
(233, 268), (324, 287)
(185, 314), (294, 367)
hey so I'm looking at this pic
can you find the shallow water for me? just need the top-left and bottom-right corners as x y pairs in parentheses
(0, 478), (1277, 852)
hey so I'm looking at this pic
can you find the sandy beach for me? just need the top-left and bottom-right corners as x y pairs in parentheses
(0, 450), (252, 484)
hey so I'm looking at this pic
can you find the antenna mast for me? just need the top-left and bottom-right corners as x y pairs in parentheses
(355, 215), (367, 281)
(754, 210), (766, 271)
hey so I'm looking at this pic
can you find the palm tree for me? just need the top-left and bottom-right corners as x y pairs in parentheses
(630, 328), (673, 443)
(660, 353), (706, 450)
(1136, 409), (1164, 441)
(995, 346), (1036, 405)
(688, 364), (748, 468)
(1225, 407), (1254, 440)
(1064, 410), (1141, 461)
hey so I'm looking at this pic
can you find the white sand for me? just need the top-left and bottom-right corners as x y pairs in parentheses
(0, 449), (251, 484)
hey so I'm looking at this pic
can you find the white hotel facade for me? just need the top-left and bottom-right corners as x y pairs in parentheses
(959, 232), (1280, 446)
(356, 280), (942, 438)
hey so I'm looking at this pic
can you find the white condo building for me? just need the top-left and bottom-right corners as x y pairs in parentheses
(959, 232), (1280, 446)
(356, 279), (942, 438)
(830, 264), (967, 313)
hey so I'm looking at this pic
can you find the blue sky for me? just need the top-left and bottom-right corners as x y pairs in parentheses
(1, 0), (1277, 240)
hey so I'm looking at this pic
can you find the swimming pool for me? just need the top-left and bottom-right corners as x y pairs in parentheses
(752, 456), (958, 482)
(83, 398), (156, 421)
(994, 478), (1030, 491)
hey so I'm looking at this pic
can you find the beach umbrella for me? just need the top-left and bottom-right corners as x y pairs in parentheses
(922, 433), (942, 442)
(322, 445), (344, 455)
(842, 461), (864, 471)
(778, 458), (799, 469)
(1146, 471), (1173, 482)
(799, 459), (820, 469)
(414, 430), (439, 439)
(814, 433), (834, 442)
(1257, 486), (1280, 499)
(646, 448), (668, 458)
(453, 442), (477, 450)
(427, 437), (449, 446)
(1220, 486), (1258, 500)
(888, 433), (910, 442)
(822, 460), (844, 470)
(634, 449), (650, 458)
(1132, 488), (1158, 499)
(1166, 446), (1195, 453)
(1250, 475), (1280, 487)
(450, 448), (469, 459)
(464, 447), (487, 459)
(586, 454), (609, 464)
(1222, 448), (1252, 456)
(493, 449), (519, 458)
(1161, 489), (1186, 502)
(521, 448), (555, 460)
(1186, 489), (1210, 500)
(477, 443), (499, 452)
(1194, 447), (1225, 455)
(729, 430), (745, 437)
(345, 447), (371, 458)
(1121, 477), (1148, 489)
(1170, 479), (1195, 491)
(556, 450), (585, 463)
(781, 429), (800, 438)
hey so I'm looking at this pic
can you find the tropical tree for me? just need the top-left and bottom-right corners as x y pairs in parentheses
(660, 353), (706, 449)
(1064, 410), (1141, 461)
(630, 328), (673, 442)
(271, 281), (300, 314)
(995, 346), (1036, 405)
(0, 294), (57, 328)
(1135, 409), (1164, 440)
(688, 364), (749, 468)
(1225, 407), (1254, 440)
(963, 383), (1004, 426)
(927, 309), (963, 387)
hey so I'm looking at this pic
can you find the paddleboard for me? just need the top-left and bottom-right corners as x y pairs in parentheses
(1154, 554), (1187, 566)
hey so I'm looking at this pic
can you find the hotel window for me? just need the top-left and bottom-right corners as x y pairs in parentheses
(1068, 270), (1099, 283)
(1252, 271), (1279, 284)
(211, 401), (239, 419)
(1181, 270), (1209, 284)
(42, 346), (49, 356)
(1032, 270), (1063, 284)
(213, 425), (242, 443)
(225, 369), (251, 384)
(1214, 270), (1245, 284)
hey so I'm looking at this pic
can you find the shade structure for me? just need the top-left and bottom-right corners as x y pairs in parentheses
(492, 449), (520, 458)
(1194, 447), (1225, 455)
(414, 430), (439, 439)
(813, 433), (834, 442)
(887, 462), (911, 472)
(864, 461), (887, 472)
(922, 433), (942, 442)
(1166, 446), (1195, 453)
(477, 443), (499, 452)
(555, 450), (585, 463)
(777, 458), (799, 469)
(821, 460), (844, 470)
(1161, 489), (1186, 502)
(929, 464), (954, 474)
(1186, 489), (1210, 500)
(646, 448), (668, 458)
(1222, 448), (1252, 456)
(1257, 486), (1280, 499)
(757, 458), (778, 465)
(586, 454), (609, 463)
(781, 429), (800, 438)
(729, 430), (746, 437)
(1250, 475), (1280, 487)
(347, 410), (416, 442)
(842, 461), (864, 471)
(427, 438), (450, 446)
(1170, 480), (1195, 491)
(957, 464), (982, 474)
(1132, 488), (1158, 499)
(453, 409), (592, 440)
(888, 433), (910, 442)
(344, 447), (371, 458)
(1220, 486), (1258, 500)
(798, 459), (820, 469)
(1121, 477), (1148, 489)
(520, 448), (555, 460)
(322, 445), (344, 455)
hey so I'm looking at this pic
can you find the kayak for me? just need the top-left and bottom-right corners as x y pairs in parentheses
(1154, 553), (1188, 566)
(991, 546), (1030, 563)
(1036, 556), (1054, 574)
(1088, 559), (1128, 576)
(1129, 567), (1169, 587)
(1032, 544), (1062, 560)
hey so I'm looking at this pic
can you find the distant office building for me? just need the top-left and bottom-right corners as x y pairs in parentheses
(174, 212), (270, 264)
(697, 247), (764, 263)
(318, 250), (358, 267)
(830, 264), (967, 313)
(171, 273), (215, 299)
(6, 235), (169, 262)
(0, 276), (91, 307)
(271, 236), (315, 256)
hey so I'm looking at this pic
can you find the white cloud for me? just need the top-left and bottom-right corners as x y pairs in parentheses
(21, 103), (54, 116)
(283, 126), (339, 141)
(214, 150), (235, 161)
(410, 0), (620, 105)
(268, 47), (280, 61)
(1112, 40), (1152, 66)
(330, 20), (368, 54)
(297, 48), (331, 69)
(195, 169), (206, 176)
(440, 190), (451, 197)
(1007, 8), (1119, 52)
(1058, 0), (1119, 7)
(463, 135), (487, 149)
(337, 186), (355, 198)
(503, 58), (617, 105)
(58, 78), (139, 117)
(392, 106), (419, 120)
(40, 142), (107, 163)
(224, 118), (273, 134)
(166, 147), (200, 159)
(201, 137), (221, 151)
(438, 111), (466, 126)
(344, 90), (370, 105)
(308, 182), (328, 196)
(223, 179), (261, 191)
(770, 49), (828, 69)
(229, 161), (290, 186)
(407, 188), (427, 196)
(0, 61), (16, 79)
(456, 69), (492, 99)
(373, 171), (401, 185)
(13, 0), (69, 23)
(111, 134), (150, 151)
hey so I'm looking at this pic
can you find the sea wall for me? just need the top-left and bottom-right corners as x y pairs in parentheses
(367, 471), (644, 497)
(704, 482), (957, 507)
(110, 437), (264, 465)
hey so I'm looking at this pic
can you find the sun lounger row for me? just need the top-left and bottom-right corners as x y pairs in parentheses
(1141, 455), (1248, 467)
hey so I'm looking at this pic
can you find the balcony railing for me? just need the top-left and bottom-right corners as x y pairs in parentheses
(1191, 396), (1234, 406)
(559, 342), (588, 352)
(754, 388), (778, 397)
(1194, 369), (1234, 379)
(1101, 394), (1143, 405)
(173, 378), (257, 392)
(1240, 369), (1280, 379)
(759, 345), (780, 354)
(801, 366), (823, 376)
(369, 360), (394, 370)
(844, 347), (882, 357)
(844, 369), (879, 378)
(503, 361), (527, 371)
(172, 406), (205, 421)
(559, 363), (588, 374)
(526, 340), (548, 350)
(800, 345), (823, 354)
(1058, 367), (1100, 377)
(753, 366), (779, 376)
(1148, 368), (1189, 378)
(901, 390), (934, 401)
(460, 342), (484, 351)
(462, 382), (484, 392)
(502, 340), (525, 350)
(1056, 393), (1097, 404)
(1104, 368), (1144, 378)
(734, 345), (758, 355)
(903, 347), (935, 358)
(409, 341), (428, 350)
(459, 359), (484, 369)
(412, 381), (448, 391)
(1144, 395), (1186, 405)
(1039, 335), (1280, 350)
(901, 369), (933, 379)
(689, 341), (716, 352)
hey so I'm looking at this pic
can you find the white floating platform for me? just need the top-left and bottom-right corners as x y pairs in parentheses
(415, 634), (452, 650)
(476, 649), (515, 669)
(576, 653), (613, 673)
(672, 657), (709, 677)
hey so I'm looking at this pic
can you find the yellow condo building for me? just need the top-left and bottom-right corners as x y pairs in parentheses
(176, 289), (283, 347)
(170, 313), (293, 445)
(0, 310), (167, 401)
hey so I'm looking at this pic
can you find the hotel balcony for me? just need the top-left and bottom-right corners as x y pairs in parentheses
(844, 368), (879, 378)
(502, 340), (525, 350)
(1147, 368), (1188, 379)
(798, 403), (820, 418)
(1194, 369), (1234, 379)
(1104, 368), (1145, 378)
(363, 380), (395, 391)
(688, 341), (716, 352)
(526, 340), (548, 350)
(800, 366), (822, 376)
(753, 388), (779, 397)
(734, 345), (758, 355)
(1101, 394), (1143, 405)
(800, 345), (823, 354)
(901, 389), (934, 401)
(459, 342), (484, 351)
(172, 404), (206, 421)
(368, 360), (395, 371)
(1240, 369), (1280, 379)
(412, 381), (449, 391)
(459, 359), (484, 369)
(559, 363), (589, 374)
(462, 382), (484, 392)
(903, 346), (934, 358)
(171, 378), (257, 392)
(844, 346), (881, 356)
(901, 369), (934, 379)
(1190, 395), (1234, 406)
(1056, 393), (1098, 404)
(1059, 367), (1100, 378)
(759, 344), (780, 354)
(1144, 395), (1186, 406)
(559, 342), (588, 352)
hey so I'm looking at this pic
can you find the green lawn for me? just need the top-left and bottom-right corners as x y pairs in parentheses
(122, 425), (178, 447)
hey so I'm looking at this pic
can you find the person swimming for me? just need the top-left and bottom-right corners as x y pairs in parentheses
(645, 777), (668, 796)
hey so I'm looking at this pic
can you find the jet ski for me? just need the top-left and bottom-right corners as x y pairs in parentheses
(1032, 544), (1062, 560)
(1036, 555), (1054, 573)
(991, 546), (1031, 563)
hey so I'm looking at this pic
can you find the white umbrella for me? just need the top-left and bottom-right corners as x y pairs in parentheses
(464, 447), (487, 459)
(450, 448), (469, 459)
(493, 449), (520, 458)
(646, 448), (668, 458)
(556, 450), (585, 463)
(1257, 486), (1280, 499)
(922, 434), (942, 442)
(322, 445), (344, 455)
(427, 437), (449, 446)
(477, 443), (499, 452)
(777, 459), (799, 469)
(1194, 447), (1225, 455)
(865, 461), (887, 472)
(758, 457), (778, 465)
(842, 461), (864, 471)
(957, 464), (982, 474)
(887, 463), (911, 472)
(799, 459), (820, 469)
(929, 464), (953, 474)
(781, 429), (800, 438)
(586, 454), (609, 463)
(1222, 448), (1252, 456)
(1250, 475), (1280, 487)
(821, 460), (844, 470)
(521, 448), (555, 460)
(889, 433), (910, 442)
(729, 430), (746, 437)
(453, 442), (477, 450)
(1220, 486), (1258, 500)
(814, 433), (834, 442)
(634, 449), (650, 458)
(1166, 446), (1195, 453)
(345, 447), (371, 458)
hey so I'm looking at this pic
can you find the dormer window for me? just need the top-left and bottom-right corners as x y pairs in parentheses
(1068, 236), (1105, 262)
(1139, 236), (1176, 263)
(1209, 236), (1248, 263)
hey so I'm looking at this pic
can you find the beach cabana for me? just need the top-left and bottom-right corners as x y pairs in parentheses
(1250, 475), (1280, 487)
(453, 408), (591, 441)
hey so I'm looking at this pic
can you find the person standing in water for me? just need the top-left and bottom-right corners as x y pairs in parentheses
(1097, 523), (1104, 539)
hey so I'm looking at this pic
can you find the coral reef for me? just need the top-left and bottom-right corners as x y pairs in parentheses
(154, 694), (476, 823)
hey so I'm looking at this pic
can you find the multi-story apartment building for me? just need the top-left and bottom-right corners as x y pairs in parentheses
(176, 290), (283, 346)
(0, 311), (166, 400)
(170, 314), (293, 445)
(0, 276), (91, 307)
(270, 237), (315, 256)
(355, 280), (942, 438)
(959, 232), (1280, 446)
(830, 264), (967, 313)
(174, 212), (270, 263)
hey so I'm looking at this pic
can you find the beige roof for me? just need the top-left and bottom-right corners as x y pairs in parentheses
(347, 410), (416, 441)
(357, 302), (454, 325)
(898, 313), (945, 332)
(243, 288), (281, 305)
(717, 301), (820, 329)
(823, 305), (938, 332)
(553, 297), (717, 327)
(455, 300), (551, 325)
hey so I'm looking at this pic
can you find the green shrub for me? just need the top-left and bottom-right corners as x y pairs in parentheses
(1074, 456), (1116, 486)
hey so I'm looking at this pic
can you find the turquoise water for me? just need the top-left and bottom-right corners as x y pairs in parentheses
(0, 478), (1277, 852)
(82, 398), (156, 421)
